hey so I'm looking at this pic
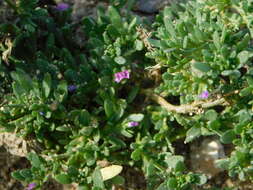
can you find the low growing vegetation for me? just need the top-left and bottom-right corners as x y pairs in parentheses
(0, 0), (253, 189)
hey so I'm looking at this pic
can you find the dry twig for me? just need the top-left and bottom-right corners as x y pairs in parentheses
(141, 89), (234, 114)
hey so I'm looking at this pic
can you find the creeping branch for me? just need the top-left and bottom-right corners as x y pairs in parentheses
(141, 89), (235, 114)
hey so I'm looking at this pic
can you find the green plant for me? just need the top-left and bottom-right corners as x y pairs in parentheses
(145, 0), (253, 184)
(1, 0), (253, 189)
(1, 1), (147, 189)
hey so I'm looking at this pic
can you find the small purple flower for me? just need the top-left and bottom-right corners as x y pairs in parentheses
(26, 183), (36, 190)
(114, 70), (130, 83)
(55, 3), (69, 11)
(128, 121), (139, 127)
(39, 112), (44, 116)
(122, 70), (130, 79)
(68, 85), (77, 93)
(199, 90), (209, 99)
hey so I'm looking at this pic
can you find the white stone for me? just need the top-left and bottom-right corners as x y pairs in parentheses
(190, 137), (225, 178)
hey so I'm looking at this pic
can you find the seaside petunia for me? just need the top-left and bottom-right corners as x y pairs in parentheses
(26, 183), (36, 190)
(114, 70), (130, 83)
(128, 121), (139, 127)
(55, 3), (70, 11)
(199, 90), (209, 99)
(39, 111), (44, 116)
(68, 85), (77, 93)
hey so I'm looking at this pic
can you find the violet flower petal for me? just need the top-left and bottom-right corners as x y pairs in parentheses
(123, 70), (130, 79)
(68, 85), (77, 93)
(114, 73), (122, 83)
(26, 183), (36, 190)
(39, 112), (44, 116)
(55, 3), (69, 11)
(199, 90), (209, 99)
(128, 121), (139, 127)
(114, 70), (130, 83)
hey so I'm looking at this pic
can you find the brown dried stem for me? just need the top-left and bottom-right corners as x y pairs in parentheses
(141, 89), (233, 114)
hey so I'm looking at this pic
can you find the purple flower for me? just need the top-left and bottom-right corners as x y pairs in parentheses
(199, 90), (209, 99)
(128, 121), (139, 127)
(55, 3), (69, 11)
(68, 85), (77, 93)
(39, 112), (44, 116)
(114, 70), (130, 83)
(26, 183), (36, 190)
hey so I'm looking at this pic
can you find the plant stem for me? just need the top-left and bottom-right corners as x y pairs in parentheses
(141, 89), (234, 114)
(143, 154), (166, 172)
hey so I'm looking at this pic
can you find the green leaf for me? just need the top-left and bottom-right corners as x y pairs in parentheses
(128, 114), (144, 122)
(104, 99), (114, 118)
(167, 177), (178, 189)
(163, 9), (176, 38)
(208, 120), (221, 130)
(221, 70), (241, 78)
(196, 174), (207, 185)
(56, 126), (71, 132)
(82, 17), (96, 33)
(68, 109), (80, 117)
(165, 155), (184, 169)
(42, 73), (51, 98)
(78, 185), (90, 190)
(156, 182), (168, 190)
(106, 25), (119, 38)
(237, 33), (250, 51)
(148, 39), (161, 48)
(98, 76), (112, 87)
(239, 87), (253, 97)
(236, 109), (251, 123)
(11, 171), (26, 181)
(127, 87), (139, 103)
(121, 129), (133, 138)
(215, 159), (230, 170)
(67, 166), (79, 178)
(92, 187), (103, 190)
(54, 173), (72, 184)
(55, 80), (67, 102)
(235, 151), (248, 163)
(78, 109), (90, 126)
(108, 6), (122, 29)
(194, 27), (204, 42)
(213, 31), (220, 50)
(131, 148), (142, 161)
(183, 36), (188, 48)
(27, 152), (41, 168)
(20, 169), (33, 178)
(144, 161), (155, 177)
(11, 69), (32, 92)
(237, 51), (253, 64)
(235, 123), (244, 134)
(135, 40), (143, 51)
(12, 82), (26, 99)
(220, 130), (236, 144)
(204, 110), (218, 121)
(238, 171), (245, 181)
(92, 169), (104, 188)
(174, 160), (186, 172)
(114, 56), (126, 65)
(111, 176), (125, 185)
(185, 126), (201, 143)
(128, 17), (137, 32)
(246, 76), (253, 86)
(0, 23), (19, 34)
(192, 62), (211, 72)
